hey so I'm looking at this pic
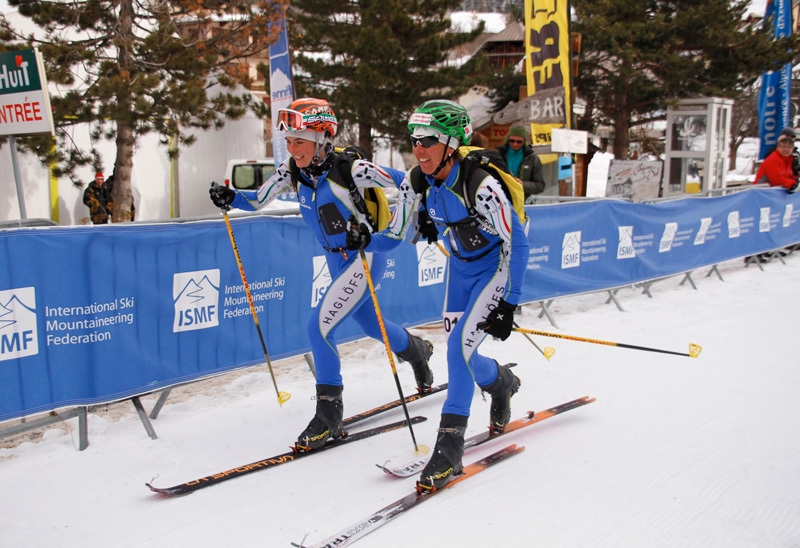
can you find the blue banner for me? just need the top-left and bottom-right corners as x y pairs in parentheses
(758, 0), (793, 160)
(522, 189), (800, 302)
(269, 17), (294, 168)
(2, 188), (799, 421)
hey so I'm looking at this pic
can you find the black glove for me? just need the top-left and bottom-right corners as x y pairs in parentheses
(209, 182), (235, 210)
(417, 210), (438, 244)
(346, 215), (372, 250)
(476, 299), (516, 341)
(789, 181), (799, 193)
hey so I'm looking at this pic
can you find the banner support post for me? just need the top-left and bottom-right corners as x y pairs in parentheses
(9, 135), (27, 219)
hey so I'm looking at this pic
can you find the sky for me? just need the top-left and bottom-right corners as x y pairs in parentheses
(1, 248), (799, 547)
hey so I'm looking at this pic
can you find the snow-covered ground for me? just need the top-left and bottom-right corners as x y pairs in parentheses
(2, 253), (799, 547)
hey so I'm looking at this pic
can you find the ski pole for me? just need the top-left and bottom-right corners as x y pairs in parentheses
(222, 209), (291, 406)
(411, 229), (449, 257)
(512, 321), (555, 360)
(512, 326), (702, 358)
(358, 247), (427, 455)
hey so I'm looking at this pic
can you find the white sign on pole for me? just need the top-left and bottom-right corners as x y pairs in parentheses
(550, 128), (588, 154)
(606, 160), (664, 202)
(0, 48), (55, 137)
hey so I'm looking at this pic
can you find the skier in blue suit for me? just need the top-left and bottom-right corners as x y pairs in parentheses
(362, 100), (530, 492)
(209, 98), (435, 451)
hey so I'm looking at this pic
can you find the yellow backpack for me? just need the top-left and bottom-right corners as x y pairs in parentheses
(457, 146), (528, 223)
(335, 146), (392, 231)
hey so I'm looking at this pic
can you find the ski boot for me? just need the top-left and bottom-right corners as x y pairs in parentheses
(480, 363), (521, 433)
(416, 414), (467, 494)
(296, 384), (344, 452)
(396, 330), (434, 393)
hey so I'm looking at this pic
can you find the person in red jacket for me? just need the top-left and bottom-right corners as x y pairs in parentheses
(754, 127), (800, 192)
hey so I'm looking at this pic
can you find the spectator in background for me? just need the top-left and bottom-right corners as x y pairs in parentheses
(754, 127), (800, 192)
(497, 125), (546, 199)
(83, 171), (114, 224)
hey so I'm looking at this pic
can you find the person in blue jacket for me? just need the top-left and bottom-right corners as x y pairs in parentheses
(356, 100), (530, 492)
(208, 98), (435, 451)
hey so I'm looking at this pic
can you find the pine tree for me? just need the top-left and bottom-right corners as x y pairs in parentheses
(287, 0), (486, 156)
(3, 0), (287, 221)
(572, 0), (800, 159)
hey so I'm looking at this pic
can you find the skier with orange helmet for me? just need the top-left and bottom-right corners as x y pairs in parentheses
(209, 98), (435, 451)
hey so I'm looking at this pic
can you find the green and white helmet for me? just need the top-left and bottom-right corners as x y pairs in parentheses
(408, 100), (473, 146)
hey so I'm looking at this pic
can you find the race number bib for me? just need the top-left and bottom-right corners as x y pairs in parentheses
(442, 311), (464, 341)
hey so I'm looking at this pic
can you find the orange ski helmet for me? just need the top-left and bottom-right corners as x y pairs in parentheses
(276, 98), (338, 141)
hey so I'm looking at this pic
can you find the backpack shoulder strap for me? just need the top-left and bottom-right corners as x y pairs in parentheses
(329, 151), (354, 187)
(458, 152), (485, 215)
(410, 165), (430, 210)
(287, 158), (303, 191)
(329, 150), (378, 230)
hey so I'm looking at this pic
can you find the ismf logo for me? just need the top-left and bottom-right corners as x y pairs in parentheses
(727, 211), (740, 238)
(759, 207), (771, 233)
(311, 256), (332, 308)
(561, 231), (581, 269)
(659, 222), (678, 253)
(694, 217), (712, 245)
(783, 204), (793, 228)
(0, 287), (38, 361)
(173, 270), (220, 332)
(416, 242), (447, 286)
(617, 226), (635, 259)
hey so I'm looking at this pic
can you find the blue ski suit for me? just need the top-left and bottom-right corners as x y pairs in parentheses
(369, 159), (530, 417)
(227, 152), (410, 387)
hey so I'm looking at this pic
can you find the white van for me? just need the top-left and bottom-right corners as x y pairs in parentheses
(182, 158), (280, 218)
(225, 158), (276, 190)
(222, 158), (298, 212)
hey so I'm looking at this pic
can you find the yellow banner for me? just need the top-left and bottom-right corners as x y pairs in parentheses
(524, 0), (572, 147)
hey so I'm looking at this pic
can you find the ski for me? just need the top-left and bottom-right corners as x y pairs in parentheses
(292, 444), (525, 548)
(342, 362), (516, 428)
(146, 416), (426, 497)
(377, 395), (595, 478)
(342, 383), (444, 427)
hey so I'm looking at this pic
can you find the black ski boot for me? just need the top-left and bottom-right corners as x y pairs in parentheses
(296, 384), (344, 452)
(416, 414), (468, 494)
(396, 330), (434, 393)
(480, 363), (521, 433)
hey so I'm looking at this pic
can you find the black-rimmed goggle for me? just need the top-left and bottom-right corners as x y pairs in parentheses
(410, 135), (440, 148)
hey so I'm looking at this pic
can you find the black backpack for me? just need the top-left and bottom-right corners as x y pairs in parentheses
(410, 146), (528, 224)
(288, 145), (391, 231)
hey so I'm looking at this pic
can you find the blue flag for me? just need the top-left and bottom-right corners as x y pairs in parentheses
(757, 0), (793, 160)
(268, 17), (296, 200)
(269, 17), (294, 165)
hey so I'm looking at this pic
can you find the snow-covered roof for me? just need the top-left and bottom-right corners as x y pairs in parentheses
(449, 11), (509, 34)
(482, 21), (524, 43)
(745, 0), (767, 17)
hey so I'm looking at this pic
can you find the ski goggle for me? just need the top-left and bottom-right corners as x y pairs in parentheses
(410, 135), (441, 149)
(275, 109), (307, 132)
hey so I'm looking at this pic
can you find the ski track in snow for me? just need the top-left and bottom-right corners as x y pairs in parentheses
(2, 257), (800, 547)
